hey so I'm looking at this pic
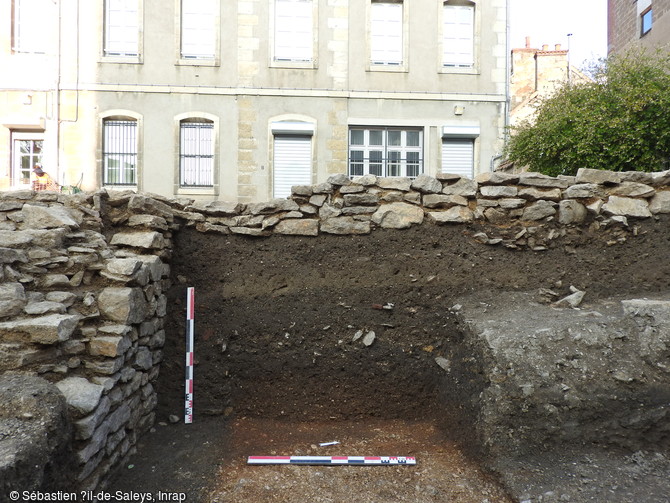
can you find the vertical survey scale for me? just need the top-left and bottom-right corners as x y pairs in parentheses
(184, 287), (195, 424)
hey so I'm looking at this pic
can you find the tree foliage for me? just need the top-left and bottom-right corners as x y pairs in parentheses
(505, 48), (670, 176)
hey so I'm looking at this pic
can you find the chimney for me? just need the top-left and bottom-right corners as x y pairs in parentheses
(555, 44), (562, 51)
(542, 44), (549, 51)
(525, 36), (531, 49)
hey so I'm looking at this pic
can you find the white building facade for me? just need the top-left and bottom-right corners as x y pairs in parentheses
(1, 0), (509, 202)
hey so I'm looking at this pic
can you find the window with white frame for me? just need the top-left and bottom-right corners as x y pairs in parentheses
(104, 0), (139, 57)
(180, 120), (214, 187)
(370, 1), (403, 65)
(13, 0), (50, 53)
(11, 132), (44, 188)
(181, 0), (217, 59)
(274, 0), (313, 62)
(349, 127), (423, 178)
(443, 1), (475, 68)
(103, 119), (138, 185)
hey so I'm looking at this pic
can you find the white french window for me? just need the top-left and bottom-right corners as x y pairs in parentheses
(181, 0), (217, 59)
(370, 1), (403, 65)
(104, 0), (139, 57)
(13, 0), (50, 53)
(274, 0), (313, 62)
(349, 127), (423, 178)
(443, 3), (474, 68)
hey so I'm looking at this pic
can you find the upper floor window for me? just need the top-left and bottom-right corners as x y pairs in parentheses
(349, 127), (423, 178)
(180, 120), (214, 187)
(370, 0), (403, 66)
(103, 119), (138, 186)
(274, 0), (314, 62)
(181, 0), (217, 60)
(12, 0), (49, 53)
(641, 6), (653, 36)
(443, 1), (475, 68)
(104, 0), (139, 57)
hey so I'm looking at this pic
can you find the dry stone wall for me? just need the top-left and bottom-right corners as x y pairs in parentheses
(0, 167), (670, 491)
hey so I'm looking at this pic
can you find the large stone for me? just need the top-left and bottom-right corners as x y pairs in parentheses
(21, 204), (82, 229)
(475, 172), (520, 185)
(0, 314), (79, 344)
(89, 335), (132, 357)
(518, 187), (562, 201)
(274, 219), (319, 236)
(134, 347), (153, 370)
(327, 174), (351, 186)
(188, 200), (244, 216)
(128, 214), (169, 231)
(128, 194), (174, 219)
(0, 247), (28, 264)
(24, 301), (66, 315)
(423, 194), (468, 208)
(136, 255), (165, 282)
(558, 200), (588, 224)
(98, 287), (148, 324)
(377, 177), (412, 191)
(343, 193), (379, 206)
(248, 199), (300, 215)
(602, 196), (652, 218)
(563, 183), (602, 199)
(371, 202), (424, 229)
(110, 231), (165, 249)
(55, 377), (104, 415)
(480, 185), (518, 198)
(521, 200), (557, 221)
(576, 168), (623, 185)
(0, 282), (26, 318)
(320, 217), (371, 235)
(441, 178), (478, 197)
(518, 173), (569, 188)
(410, 174), (442, 194)
(427, 206), (474, 224)
(105, 258), (143, 277)
(608, 182), (655, 198)
(74, 396), (111, 440)
(648, 191), (670, 214)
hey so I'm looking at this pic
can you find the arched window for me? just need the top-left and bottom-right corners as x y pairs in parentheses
(179, 118), (214, 187)
(443, 0), (475, 68)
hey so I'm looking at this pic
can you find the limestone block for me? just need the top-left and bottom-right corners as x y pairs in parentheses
(21, 204), (82, 229)
(327, 173), (351, 186)
(484, 208), (508, 224)
(319, 204), (342, 219)
(55, 376), (104, 415)
(0, 314), (79, 344)
(230, 226), (268, 236)
(83, 357), (124, 375)
(312, 182), (334, 194)
(498, 198), (526, 209)
(576, 168), (622, 185)
(136, 255), (164, 282)
(602, 196), (652, 218)
(558, 200), (588, 224)
(0, 247), (28, 264)
(371, 202), (424, 229)
(0, 230), (33, 247)
(410, 174), (442, 194)
(89, 335), (132, 357)
(127, 194), (174, 219)
(608, 182), (655, 198)
(247, 199), (300, 215)
(110, 232), (165, 249)
(105, 258), (143, 277)
(441, 178), (478, 197)
(651, 170), (670, 187)
(649, 191), (670, 214)
(341, 206), (376, 216)
(45, 291), (77, 307)
(98, 287), (148, 324)
(427, 207), (474, 224)
(518, 187), (562, 201)
(24, 301), (66, 315)
(320, 217), (371, 235)
(343, 193), (379, 206)
(519, 173), (569, 188)
(377, 177), (412, 191)
(563, 183), (602, 199)
(475, 172), (520, 185)
(134, 347), (153, 370)
(74, 396), (111, 440)
(274, 219), (319, 236)
(339, 184), (365, 194)
(521, 200), (557, 221)
(291, 185), (313, 197)
(173, 209), (206, 222)
(480, 186), (518, 198)
(0, 282), (26, 318)
(309, 194), (328, 207)
(351, 174), (377, 186)
(128, 214), (169, 231)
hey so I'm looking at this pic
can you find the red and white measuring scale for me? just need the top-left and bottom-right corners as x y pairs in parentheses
(248, 456), (416, 466)
(184, 287), (195, 424)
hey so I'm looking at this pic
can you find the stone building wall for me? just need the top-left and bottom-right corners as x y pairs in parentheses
(0, 166), (669, 490)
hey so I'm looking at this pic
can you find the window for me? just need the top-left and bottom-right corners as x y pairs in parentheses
(180, 120), (214, 187)
(103, 119), (137, 185)
(11, 132), (43, 188)
(443, 1), (474, 68)
(181, 0), (217, 59)
(370, 1), (403, 65)
(12, 0), (49, 53)
(271, 121), (314, 198)
(349, 127), (423, 178)
(104, 0), (139, 57)
(641, 7), (653, 36)
(274, 0), (313, 62)
(442, 138), (474, 178)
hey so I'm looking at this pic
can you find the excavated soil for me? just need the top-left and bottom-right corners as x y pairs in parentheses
(109, 216), (670, 502)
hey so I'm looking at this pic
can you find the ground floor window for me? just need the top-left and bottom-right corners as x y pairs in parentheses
(441, 138), (474, 178)
(103, 119), (137, 185)
(348, 127), (423, 178)
(11, 131), (43, 188)
(180, 120), (214, 187)
(273, 134), (312, 198)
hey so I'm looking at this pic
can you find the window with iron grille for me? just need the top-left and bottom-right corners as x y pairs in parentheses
(274, 0), (313, 62)
(180, 121), (214, 187)
(370, 0), (403, 65)
(349, 127), (423, 178)
(103, 120), (137, 185)
(443, 1), (474, 68)
(104, 0), (139, 57)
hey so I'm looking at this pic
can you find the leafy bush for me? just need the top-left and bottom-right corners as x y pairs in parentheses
(505, 48), (670, 176)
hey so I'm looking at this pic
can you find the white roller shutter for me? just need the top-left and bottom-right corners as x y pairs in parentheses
(273, 135), (312, 199)
(441, 138), (474, 178)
